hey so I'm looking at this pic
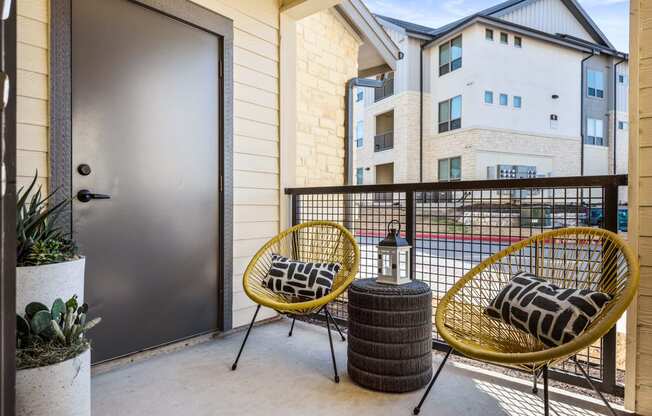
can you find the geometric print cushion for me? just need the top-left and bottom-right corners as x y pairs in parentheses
(263, 254), (341, 301)
(484, 271), (612, 347)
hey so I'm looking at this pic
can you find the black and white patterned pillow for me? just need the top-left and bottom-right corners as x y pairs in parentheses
(485, 272), (612, 347)
(263, 254), (341, 300)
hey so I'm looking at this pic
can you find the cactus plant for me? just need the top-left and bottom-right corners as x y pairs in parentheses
(16, 295), (101, 369)
(16, 171), (78, 266)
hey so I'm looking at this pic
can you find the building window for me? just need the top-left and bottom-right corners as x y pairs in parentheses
(500, 32), (508, 44)
(356, 90), (364, 102)
(439, 35), (462, 76)
(485, 29), (493, 41)
(513, 96), (522, 108)
(586, 118), (604, 145)
(484, 90), (493, 104)
(499, 93), (508, 106)
(356, 168), (364, 185)
(588, 69), (604, 98)
(356, 121), (364, 147)
(438, 95), (462, 133)
(619, 74), (626, 83)
(438, 157), (461, 181)
(618, 121), (627, 129)
(514, 36), (522, 47)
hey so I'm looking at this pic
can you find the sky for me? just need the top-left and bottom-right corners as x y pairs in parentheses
(364, 0), (630, 52)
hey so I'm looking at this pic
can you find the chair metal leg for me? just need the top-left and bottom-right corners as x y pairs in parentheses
(543, 365), (549, 416)
(231, 304), (260, 371)
(533, 369), (539, 394)
(324, 309), (340, 383)
(571, 357), (618, 416)
(413, 346), (453, 415)
(288, 316), (296, 337)
(324, 308), (346, 341)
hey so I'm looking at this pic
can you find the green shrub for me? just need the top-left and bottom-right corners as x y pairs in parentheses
(16, 296), (101, 369)
(17, 172), (78, 266)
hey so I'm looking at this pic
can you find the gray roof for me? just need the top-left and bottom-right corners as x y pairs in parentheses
(374, 0), (614, 49)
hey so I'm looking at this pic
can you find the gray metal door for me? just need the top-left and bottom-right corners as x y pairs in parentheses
(72, 0), (220, 362)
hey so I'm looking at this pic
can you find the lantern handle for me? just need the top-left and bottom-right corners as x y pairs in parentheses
(387, 219), (401, 235)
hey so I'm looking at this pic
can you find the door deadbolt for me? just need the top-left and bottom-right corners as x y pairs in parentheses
(77, 164), (92, 176)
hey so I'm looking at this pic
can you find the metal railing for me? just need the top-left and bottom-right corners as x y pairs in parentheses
(374, 77), (394, 102)
(374, 131), (393, 152)
(286, 175), (628, 396)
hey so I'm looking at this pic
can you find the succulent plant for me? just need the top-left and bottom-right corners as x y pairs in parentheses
(16, 295), (101, 369)
(16, 171), (78, 266)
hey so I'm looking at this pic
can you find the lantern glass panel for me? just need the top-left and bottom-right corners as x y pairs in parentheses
(400, 250), (408, 279)
(381, 251), (392, 276)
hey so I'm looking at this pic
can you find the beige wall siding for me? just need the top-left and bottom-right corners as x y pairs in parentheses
(295, 9), (359, 187)
(628, 0), (652, 412)
(17, 0), (49, 191)
(15, 0), (283, 329)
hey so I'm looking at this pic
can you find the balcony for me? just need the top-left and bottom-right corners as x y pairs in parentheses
(374, 77), (394, 102)
(374, 131), (394, 152)
(285, 175), (628, 398)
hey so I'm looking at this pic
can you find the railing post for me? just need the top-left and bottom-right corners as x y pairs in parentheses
(600, 183), (618, 394)
(291, 193), (299, 227)
(405, 191), (417, 281)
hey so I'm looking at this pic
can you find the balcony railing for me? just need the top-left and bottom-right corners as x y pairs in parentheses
(286, 175), (628, 396)
(374, 77), (394, 102)
(374, 131), (393, 152)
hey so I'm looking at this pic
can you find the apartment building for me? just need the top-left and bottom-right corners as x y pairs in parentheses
(352, 0), (629, 196)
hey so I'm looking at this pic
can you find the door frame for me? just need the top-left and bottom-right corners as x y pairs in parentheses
(50, 0), (234, 333)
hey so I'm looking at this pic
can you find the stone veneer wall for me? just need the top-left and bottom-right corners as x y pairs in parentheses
(295, 9), (359, 186)
(423, 128), (582, 181)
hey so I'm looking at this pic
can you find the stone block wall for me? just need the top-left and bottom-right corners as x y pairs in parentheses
(295, 9), (359, 187)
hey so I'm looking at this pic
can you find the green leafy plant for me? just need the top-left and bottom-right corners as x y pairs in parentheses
(16, 295), (101, 369)
(17, 172), (78, 266)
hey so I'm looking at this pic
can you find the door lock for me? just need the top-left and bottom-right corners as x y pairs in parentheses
(77, 189), (111, 203)
(77, 164), (92, 176)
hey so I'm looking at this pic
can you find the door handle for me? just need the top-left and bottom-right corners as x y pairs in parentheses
(77, 189), (111, 203)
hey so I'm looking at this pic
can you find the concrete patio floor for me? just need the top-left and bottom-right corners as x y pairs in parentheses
(91, 319), (619, 416)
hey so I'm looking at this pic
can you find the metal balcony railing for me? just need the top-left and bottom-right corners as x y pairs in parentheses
(374, 131), (393, 152)
(286, 175), (628, 396)
(374, 77), (394, 102)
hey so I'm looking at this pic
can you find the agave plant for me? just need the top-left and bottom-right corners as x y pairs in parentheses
(16, 172), (78, 266)
(16, 295), (101, 369)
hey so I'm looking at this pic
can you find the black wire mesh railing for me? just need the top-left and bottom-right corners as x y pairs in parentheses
(286, 175), (627, 396)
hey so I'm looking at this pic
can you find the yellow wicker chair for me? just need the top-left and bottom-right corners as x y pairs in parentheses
(414, 227), (639, 416)
(231, 220), (360, 383)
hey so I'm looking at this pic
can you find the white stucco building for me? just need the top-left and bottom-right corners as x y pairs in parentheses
(352, 0), (629, 200)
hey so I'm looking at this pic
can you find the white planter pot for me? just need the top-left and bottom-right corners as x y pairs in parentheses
(16, 257), (85, 314)
(16, 348), (91, 416)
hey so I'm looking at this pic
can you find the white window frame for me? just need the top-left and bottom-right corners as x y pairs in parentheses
(356, 121), (364, 148)
(438, 156), (462, 182)
(438, 95), (462, 133)
(587, 69), (605, 98)
(500, 32), (508, 44)
(485, 28), (493, 41)
(586, 118), (604, 146)
(439, 35), (462, 76)
(499, 93), (508, 106)
(484, 90), (493, 104)
(513, 96), (522, 108)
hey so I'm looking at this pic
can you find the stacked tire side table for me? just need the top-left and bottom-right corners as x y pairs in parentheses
(347, 278), (433, 393)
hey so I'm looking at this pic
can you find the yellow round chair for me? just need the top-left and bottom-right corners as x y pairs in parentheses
(231, 220), (360, 383)
(414, 227), (639, 416)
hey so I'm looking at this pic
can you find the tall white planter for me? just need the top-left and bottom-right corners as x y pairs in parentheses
(16, 348), (91, 416)
(16, 257), (85, 314)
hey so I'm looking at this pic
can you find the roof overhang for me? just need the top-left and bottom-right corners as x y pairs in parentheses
(335, 0), (402, 75)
